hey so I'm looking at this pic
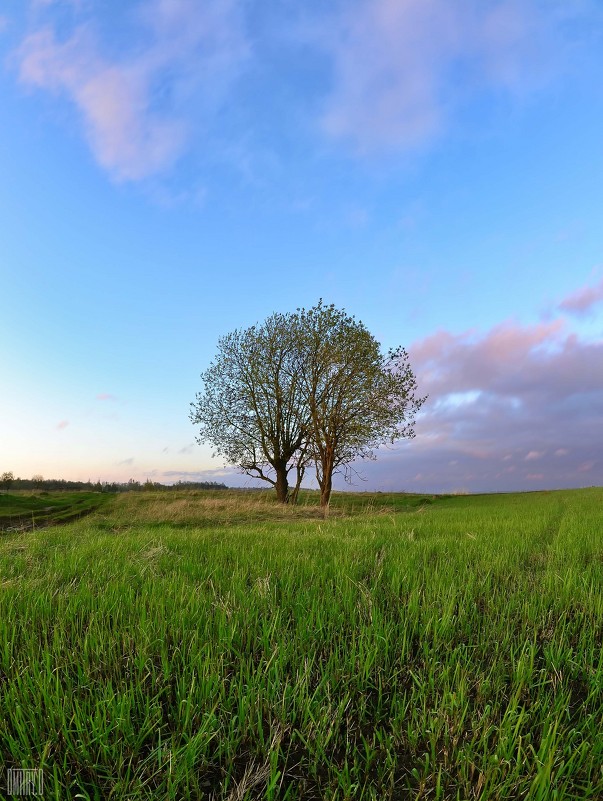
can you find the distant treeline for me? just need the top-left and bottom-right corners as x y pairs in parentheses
(4, 477), (228, 493)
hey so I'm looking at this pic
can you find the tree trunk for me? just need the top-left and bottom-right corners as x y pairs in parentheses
(319, 467), (333, 516)
(274, 461), (290, 504)
(289, 461), (305, 505)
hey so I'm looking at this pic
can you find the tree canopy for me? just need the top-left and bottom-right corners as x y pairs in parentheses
(296, 302), (425, 508)
(190, 312), (310, 503)
(190, 301), (425, 508)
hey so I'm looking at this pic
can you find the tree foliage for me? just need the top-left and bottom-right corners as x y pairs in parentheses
(296, 302), (425, 508)
(190, 312), (310, 503)
(190, 301), (425, 508)
(1, 471), (14, 493)
(0, 475), (227, 494)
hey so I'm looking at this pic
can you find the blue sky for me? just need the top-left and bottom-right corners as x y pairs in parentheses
(1, 0), (603, 493)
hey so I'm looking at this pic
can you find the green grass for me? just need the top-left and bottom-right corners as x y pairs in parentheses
(0, 491), (109, 532)
(1, 488), (602, 799)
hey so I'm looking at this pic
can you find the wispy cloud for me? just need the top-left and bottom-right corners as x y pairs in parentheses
(56, 419), (69, 430)
(318, 0), (593, 154)
(96, 392), (116, 401)
(17, 0), (249, 181)
(13, 0), (600, 178)
(161, 468), (233, 483)
(30, 0), (81, 7)
(117, 457), (134, 466)
(558, 275), (603, 316)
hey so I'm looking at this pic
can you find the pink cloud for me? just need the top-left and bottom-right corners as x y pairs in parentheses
(461, 447), (492, 459)
(409, 317), (603, 401)
(96, 393), (116, 401)
(56, 420), (69, 430)
(558, 276), (603, 316)
(319, 0), (574, 154)
(17, 0), (248, 181)
(18, 27), (185, 181)
(350, 303), (603, 492)
(321, 0), (457, 152)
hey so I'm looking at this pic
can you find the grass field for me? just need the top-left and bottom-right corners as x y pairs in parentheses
(1, 488), (602, 800)
(0, 491), (108, 532)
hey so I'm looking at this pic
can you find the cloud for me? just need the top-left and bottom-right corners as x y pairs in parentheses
(56, 420), (69, 430)
(161, 468), (234, 483)
(17, 0), (249, 181)
(318, 0), (592, 154)
(321, 0), (458, 152)
(558, 275), (603, 316)
(408, 318), (603, 399)
(14, 0), (599, 176)
(117, 457), (134, 466)
(340, 311), (602, 492)
(31, 0), (81, 7)
(96, 392), (116, 401)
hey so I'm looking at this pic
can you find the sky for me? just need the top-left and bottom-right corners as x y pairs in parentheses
(1, 0), (603, 494)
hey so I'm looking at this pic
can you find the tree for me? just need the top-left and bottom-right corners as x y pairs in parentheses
(1, 471), (15, 493)
(190, 312), (311, 503)
(191, 302), (425, 508)
(296, 302), (425, 510)
(32, 474), (44, 489)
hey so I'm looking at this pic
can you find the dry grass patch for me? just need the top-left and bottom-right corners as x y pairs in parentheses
(105, 490), (352, 527)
